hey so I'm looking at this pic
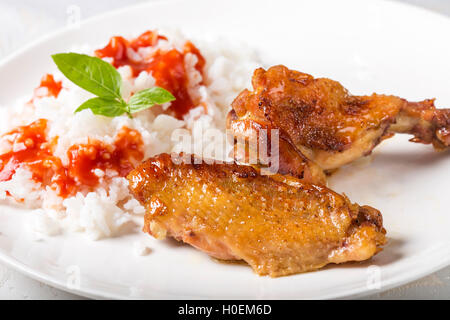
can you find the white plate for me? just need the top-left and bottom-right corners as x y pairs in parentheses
(0, 0), (450, 299)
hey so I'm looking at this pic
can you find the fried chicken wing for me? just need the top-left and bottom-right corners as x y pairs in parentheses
(228, 65), (450, 172)
(127, 153), (386, 277)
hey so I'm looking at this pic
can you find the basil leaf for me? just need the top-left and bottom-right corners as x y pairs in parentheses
(52, 53), (122, 100)
(75, 97), (127, 117)
(128, 87), (175, 113)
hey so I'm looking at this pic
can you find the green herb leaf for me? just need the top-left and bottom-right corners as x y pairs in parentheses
(128, 87), (175, 113)
(52, 53), (122, 100)
(75, 97), (127, 117)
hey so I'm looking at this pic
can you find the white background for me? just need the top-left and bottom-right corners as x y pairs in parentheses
(0, 0), (449, 299)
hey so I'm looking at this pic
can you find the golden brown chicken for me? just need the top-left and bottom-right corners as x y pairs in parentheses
(228, 65), (450, 176)
(127, 153), (386, 277)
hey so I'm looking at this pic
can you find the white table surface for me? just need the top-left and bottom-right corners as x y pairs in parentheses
(0, 0), (449, 300)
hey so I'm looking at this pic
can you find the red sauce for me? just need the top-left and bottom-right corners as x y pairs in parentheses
(0, 119), (144, 198)
(33, 74), (62, 99)
(95, 31), (168, 76)
(183, 41), (206, 74)
(129, 30), (168, 50)
(147, 49), (195, 119)
(95, 30), (206, 119)
(0, 119), (52, 182)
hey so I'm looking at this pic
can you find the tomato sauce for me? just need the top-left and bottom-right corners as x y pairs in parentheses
(0, 119), (51, 182)
(33, 74), (62, 99)
(0, 119), (144, 198)
(95, 30), (168, 77)
(95, 30), (206, 119)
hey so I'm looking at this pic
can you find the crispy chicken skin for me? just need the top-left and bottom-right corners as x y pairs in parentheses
(227, 109), (327, 184)
(127, 153), (386, 277)
(228, 65), (450, 172)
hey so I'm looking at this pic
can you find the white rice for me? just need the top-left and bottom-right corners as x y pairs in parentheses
(0, 29), (261, 240)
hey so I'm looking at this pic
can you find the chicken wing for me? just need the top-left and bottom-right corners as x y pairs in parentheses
(228, 65), (450, 172)
(127, 153), (386, 277)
